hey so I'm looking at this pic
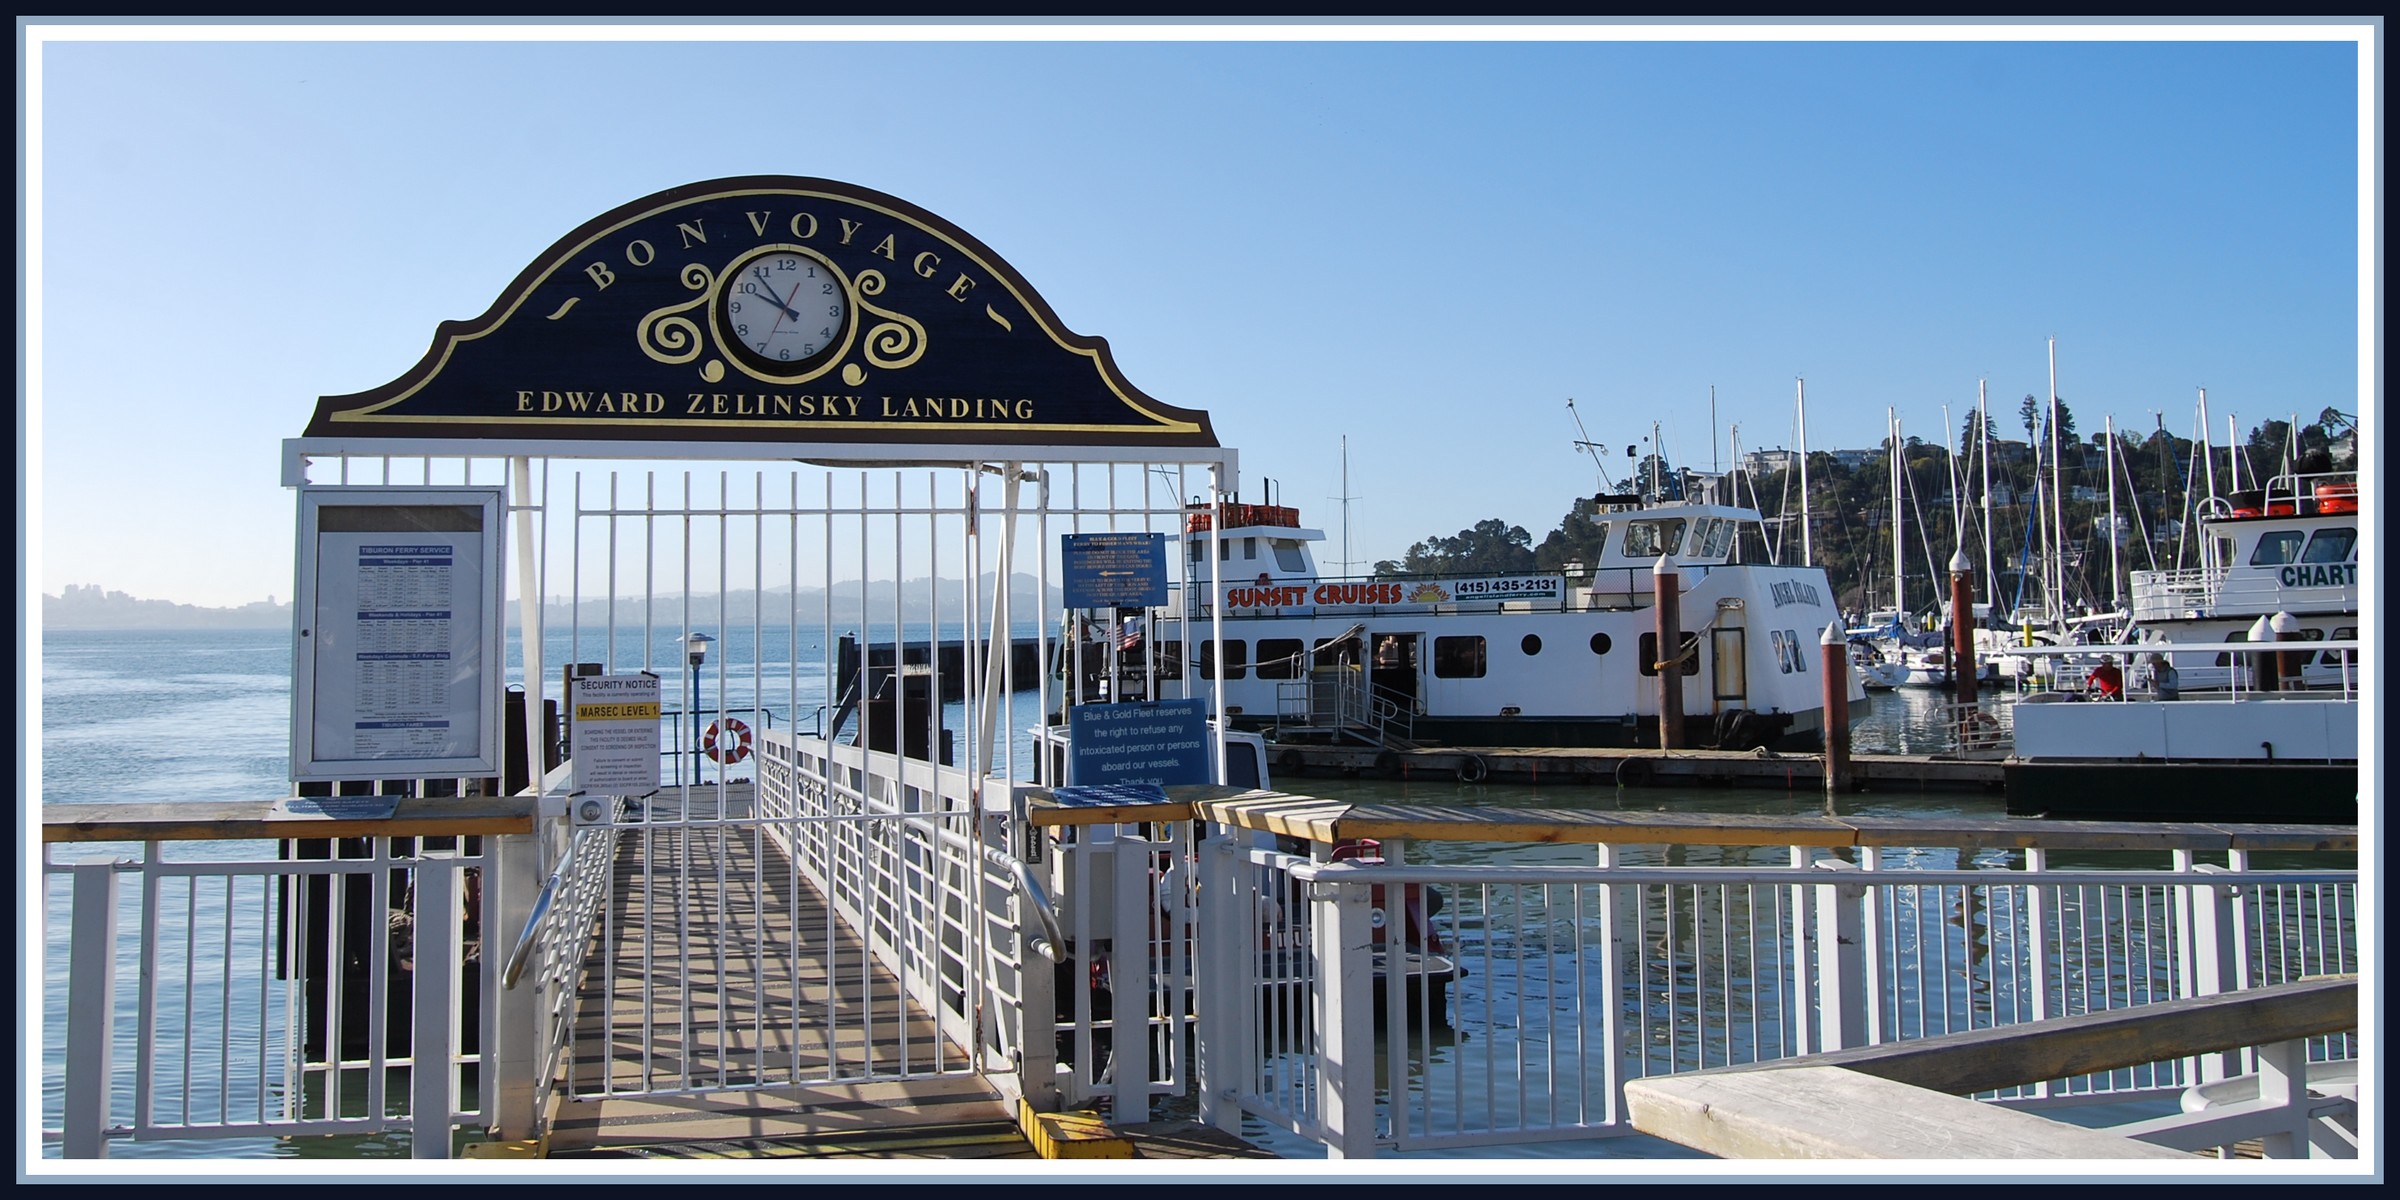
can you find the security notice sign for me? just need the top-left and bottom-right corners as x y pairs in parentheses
(570, 673), (662, 796)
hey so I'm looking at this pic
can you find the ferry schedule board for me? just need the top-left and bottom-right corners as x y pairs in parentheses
(291, 487), (507, 783)
(1062, 532), (1168, 610)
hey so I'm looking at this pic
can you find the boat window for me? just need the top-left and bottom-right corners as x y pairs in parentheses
(2301, 528), (2356, 563)
(1189, 539), (1205, 563)
(1638, 632), (1701, 677)
(1244, 537), (1257, 560)
(2214, 628), (2248, 668)
(1520, 634), (1542, 656)
(1199, 639), (1246, 680)
(1255, 639), (1305, 679)
(1433, 636), (1486, 678)
(1313, 635), (1360, 670)
(1272, 539), (1308, 572)
(2248, 531), (2304, 566)
(1220, 538), (1231, 561)
(1589, 633), (1612, 655)
(1623, 519), (1687, 559)
(1789, 631), (1808, 673)
(1701, 518), (1737, 559)
(2322, 626), (2356, 667)
(1770, 629), (1792, 674)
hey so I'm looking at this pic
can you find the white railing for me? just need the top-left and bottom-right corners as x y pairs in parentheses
(1194, 842), (2356, 1158)
(42, 833), (502, 1159)
(747, 729), (1059, 1105)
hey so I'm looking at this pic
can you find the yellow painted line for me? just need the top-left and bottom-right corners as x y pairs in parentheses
(1016, 1098), (1133, 1159)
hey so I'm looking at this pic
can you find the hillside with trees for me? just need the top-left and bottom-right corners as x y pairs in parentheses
(1371, 409), (2356, 627)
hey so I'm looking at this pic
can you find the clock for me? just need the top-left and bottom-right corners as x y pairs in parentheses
(714, 246), (851, 380)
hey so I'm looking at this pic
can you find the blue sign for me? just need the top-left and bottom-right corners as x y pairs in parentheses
(1068, 698), (1210, 786)
(1062, 532), (1168, 609)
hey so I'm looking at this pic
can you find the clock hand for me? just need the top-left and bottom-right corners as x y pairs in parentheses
(749, 276), (804, 321)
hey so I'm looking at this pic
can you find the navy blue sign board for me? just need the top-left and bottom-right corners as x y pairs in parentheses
(301, 176), (1217, 449)
(1062, 531), (1168, 609)
(1068, 698), (1210, 786)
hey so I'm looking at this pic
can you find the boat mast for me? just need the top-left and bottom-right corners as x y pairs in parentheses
(1796, 378), (1813, 567)
(1980, 380), (1996, 616)
(1889, 407), (1905, 620)
(2197, 387), (2218, 501)
(2047, 337), (2064, 627)
(1336, 435), (1355, 578)
(2106, 414), (2121, 614)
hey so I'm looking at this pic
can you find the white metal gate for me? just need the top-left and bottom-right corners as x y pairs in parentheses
(285, 448), (1235, 1113)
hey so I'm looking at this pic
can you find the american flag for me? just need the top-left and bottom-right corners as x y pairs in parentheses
(1118, 616), (1143, 651)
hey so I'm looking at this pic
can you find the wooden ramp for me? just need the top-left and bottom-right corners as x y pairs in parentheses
(538, 785), (1275, 1162)
(542, 785), (1005, 1156)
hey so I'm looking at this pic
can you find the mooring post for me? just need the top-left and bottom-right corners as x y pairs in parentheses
(1820, 622), (1850, 796)
(1949, 551), (1978, 748)
(2247, 615), (2277, 694)
(1654, 554), (1684, 750)
(2270, 610), (2305, 692)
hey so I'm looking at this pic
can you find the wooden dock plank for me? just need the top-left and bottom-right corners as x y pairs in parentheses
(1625, 1065), (2191, 1159)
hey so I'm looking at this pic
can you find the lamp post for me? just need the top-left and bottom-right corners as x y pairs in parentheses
(684, 631), (714, 785)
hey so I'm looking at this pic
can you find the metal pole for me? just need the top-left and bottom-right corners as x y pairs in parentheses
(1654, 554), (1685, 749)
(1820, 622), (1850, 798)
(1950, 549), (1979, 718)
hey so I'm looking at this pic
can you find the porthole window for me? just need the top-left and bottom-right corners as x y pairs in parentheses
(1590, 633), (1612, 655)
(1521, 634), (1542, 656)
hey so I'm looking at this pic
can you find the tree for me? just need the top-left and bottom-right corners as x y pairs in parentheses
(1959, 409), (1998, 465)
(1375, 518), (1537, 578)
(1534, 503), (1613, 573)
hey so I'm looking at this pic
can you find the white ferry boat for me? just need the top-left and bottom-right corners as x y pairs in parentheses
(1062, 489), (1863, 754)
(1995, 469), (2361, 823)
(2123, 470), (2360, 691)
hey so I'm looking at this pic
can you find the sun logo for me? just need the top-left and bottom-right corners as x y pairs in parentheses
(1409, 584), (1450, 604)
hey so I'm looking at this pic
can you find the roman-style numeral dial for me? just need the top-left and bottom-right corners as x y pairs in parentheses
(715, 246), (851, 380)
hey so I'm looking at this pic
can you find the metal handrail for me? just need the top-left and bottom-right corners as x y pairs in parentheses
(502, 830), (585, 990)
(895, 811), (1065, 964)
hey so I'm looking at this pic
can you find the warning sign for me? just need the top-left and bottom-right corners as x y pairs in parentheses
(569, 673), (662, 797)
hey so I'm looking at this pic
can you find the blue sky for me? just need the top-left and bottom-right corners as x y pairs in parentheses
(24, 21), (2375, 608)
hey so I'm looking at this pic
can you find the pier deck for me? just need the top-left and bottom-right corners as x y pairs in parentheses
(540, 785), (1270, 1161)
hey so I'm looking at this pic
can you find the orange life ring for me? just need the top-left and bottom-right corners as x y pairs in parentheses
(702, 717), (753, 764)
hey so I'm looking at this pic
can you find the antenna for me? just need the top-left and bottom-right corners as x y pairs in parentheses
(1330, 436), (1361, 578)
(1566, 398), (1619, 491)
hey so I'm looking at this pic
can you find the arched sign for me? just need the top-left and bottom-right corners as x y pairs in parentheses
(303, 176), (1216, 448)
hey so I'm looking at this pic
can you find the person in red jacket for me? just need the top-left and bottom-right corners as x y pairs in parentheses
(2084, 655), (2124, 700)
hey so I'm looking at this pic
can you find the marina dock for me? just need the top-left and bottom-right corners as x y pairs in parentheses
(1260, 742), (2006, 791)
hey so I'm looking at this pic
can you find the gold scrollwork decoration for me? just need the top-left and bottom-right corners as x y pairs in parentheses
(635, 264), (717, 366)
(851, 271), (928, 372)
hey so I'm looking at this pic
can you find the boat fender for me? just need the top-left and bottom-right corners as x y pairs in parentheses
(1374, 749), (1401, 774)
(1278, 747), (1305, 776)
(702, 717), (753, 764)
(1455, 754), (1488, 784)
(1616, 756), (1655, 788)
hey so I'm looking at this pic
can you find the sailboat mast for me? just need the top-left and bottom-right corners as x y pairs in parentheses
(2106, 414), (2121, 613)
(1796, 378), (1813, 566)
(2047, 337), (2063, 625)
(1979, 380), (1996, 615)
(1890, 408), (1905, 619)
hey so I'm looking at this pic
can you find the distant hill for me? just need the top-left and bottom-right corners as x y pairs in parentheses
(41, 576), (1065, 632)
(44, 584), (294, 630)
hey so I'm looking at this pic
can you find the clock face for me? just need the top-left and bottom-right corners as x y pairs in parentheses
(716, 247), (850, 379)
